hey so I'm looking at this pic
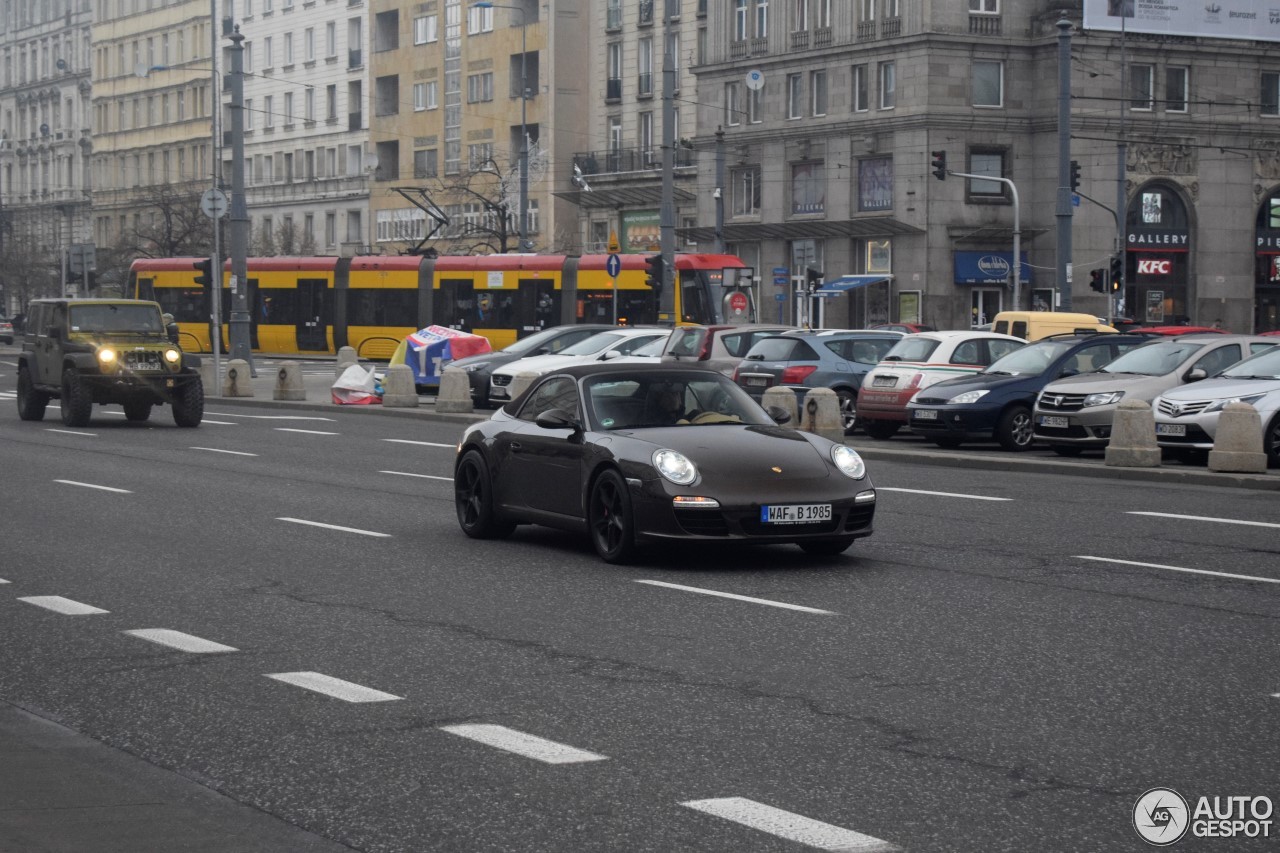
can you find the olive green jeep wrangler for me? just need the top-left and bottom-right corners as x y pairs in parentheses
(17, 298), (204, 428)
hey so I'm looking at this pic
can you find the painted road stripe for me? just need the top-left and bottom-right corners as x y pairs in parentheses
(45, 429), (96, 437)
(1127, 511), (1280, 530)
(382, 439), (457, 448)
(276, 517), (391, 538)
(0, 578), (10, 584)
(200, 420), (239, 426)
(264, 672), (402, 703)
(54, 480), (131, 494)
(1077, 556), (1280, 585)
(124, 629), (239, 654)
(635, 580), (835, 615)
(440, 724), (607, 764)
(876, 487), (1011, 502)
(681, 798), (899, 852)
(275, 428), (339, 435)
(18, 596), (109, 615)
(190, 447), (259, 456)
(205, 412), (334, 421)
(380, 470), (452, 481)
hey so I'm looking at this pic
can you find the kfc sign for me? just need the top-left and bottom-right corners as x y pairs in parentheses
(1137, 258), (1172, 276)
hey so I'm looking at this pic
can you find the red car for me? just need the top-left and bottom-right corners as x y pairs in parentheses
(869, 323), (936, 334)
(1261, 330), (1280, 337)
(1136, 325), (1227, 336)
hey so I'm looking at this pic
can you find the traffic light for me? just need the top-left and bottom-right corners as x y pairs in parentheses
(1109, 255), (1123, 293)
(930, 150), (947, 181)
(805, 267), (823, 293)
(193, 257), (214, 288)
(1069, 160), (1081, 192)
(1089, 269), (1104, 293)
(644, 254), (665, 295)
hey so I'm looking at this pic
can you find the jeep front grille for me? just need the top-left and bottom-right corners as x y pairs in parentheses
(124, 352), (164, 371)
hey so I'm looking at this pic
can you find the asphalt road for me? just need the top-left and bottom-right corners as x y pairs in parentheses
(1, 363), (1278, 852)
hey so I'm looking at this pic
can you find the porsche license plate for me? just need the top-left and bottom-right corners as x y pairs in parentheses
(1037, 415), (1069, 428)
(760, 503), (831, 524)
(1156, 423), (1186, 437)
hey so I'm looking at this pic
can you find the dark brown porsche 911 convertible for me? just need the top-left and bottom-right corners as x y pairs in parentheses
(453, 363), (877, 563)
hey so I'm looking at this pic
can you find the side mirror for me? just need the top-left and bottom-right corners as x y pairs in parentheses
(534, 408), (582, 431)
(535, 346), (551, 355)
(166, 323), (180, 345)
(1186, 367), (1207, 382)
(600, 349), (623, 361)
(766, 405), (792, 425)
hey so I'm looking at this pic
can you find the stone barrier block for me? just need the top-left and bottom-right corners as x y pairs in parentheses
(273, 360), (306, 401)
(801, 387), (845, 443)
(762, 386), (798, 427)
(436, 367), (474, 413)
(1208, 401), (1267, 473)
(198, 361), (218, 398)
(382, 363), (419, 408)
(335, 346), (358, 380)
(1104, 398), (1160, 468)
(222, 358), (254, 398)
(509, 371), (540, 402)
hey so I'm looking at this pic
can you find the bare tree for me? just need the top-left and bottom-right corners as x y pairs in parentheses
(0, 218), (62, 308)
(128, 181), (213, 259)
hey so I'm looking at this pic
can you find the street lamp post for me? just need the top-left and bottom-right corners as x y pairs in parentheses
(472, 2), (529, 252)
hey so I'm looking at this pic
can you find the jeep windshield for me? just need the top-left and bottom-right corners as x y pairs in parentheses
(69, 304), (164, 334)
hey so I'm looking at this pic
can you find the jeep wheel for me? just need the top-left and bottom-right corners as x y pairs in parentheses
(124, 401), (153, 422)
(60, 368), (93, 427)
(17, 365), (49, 421)
(172, 376), (204, 427)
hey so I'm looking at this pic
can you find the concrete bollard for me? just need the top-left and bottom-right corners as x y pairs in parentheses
(273, 360), (306, 401)
(1208, 401), (1267, 473)
(800, 387), (845, 443)
(381, 363), (419, 408)
(335, 346), (358, 380)
(435, 367), (474, 413)
(1104, 398), (1160, 467)
(198, 360), (219, 398)
(509, 371), (540, 402)
(223, 358), (254, 398)
(762, 386), (798, 427)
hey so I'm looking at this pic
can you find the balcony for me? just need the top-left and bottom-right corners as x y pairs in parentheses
(969, 15), (1000, 35)
(882, 17), (901, 37)
(857, 20), (876, 39)
(606, 77), (622, 101)
(729, 40), (749, 59)
(573, 145), (695, 177)
(790, 30), (808, 50)
(637, 72), (652, 97)
(750, 37), (768, 54)
(814, 26), (832, 47)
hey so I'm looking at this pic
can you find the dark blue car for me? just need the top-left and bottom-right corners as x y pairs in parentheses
(904, 333), (1151, 450)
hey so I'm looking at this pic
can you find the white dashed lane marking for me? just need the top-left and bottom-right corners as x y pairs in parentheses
(875, 487), (1011, 502)
(380, 471), (452, 481)
(0, 578), (10, 584)
(123, 629), (239, 654)
(635, 580), (836, 615)
(382, 439), (457, 448)
(275, 428), (339, 435)
(440, 724), (608, 764)
(1127, 511), (1280, 530)
(1076, 556), (1280, 585)
(18, 596), (110, 615)
(190, 447), (258, 456)
(264, 672), (402, 703)
(276, 518), (392, 538)
(54, 480), (131, 493)
(681, 797), (900, 852)
(45, 429), (96, 437)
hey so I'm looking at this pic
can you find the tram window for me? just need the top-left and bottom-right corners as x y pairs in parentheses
(518, 280), (560, 330)
(257, 289), (296, 323)
(349, 288), (417, 326)
(435, 278), (481, 330)
(155, 287), (207, 323)
(679, 271), (715, 324)
(136, 277), (157, 302)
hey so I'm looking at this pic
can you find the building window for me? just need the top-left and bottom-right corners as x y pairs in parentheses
(468, 143), (494, 170)
(1130, 64), (1154, 111)
(878, 61), (895, 109)
(969, 0), (997, 12)
(755, 0), (769, 37)
(732, 166), (761, 217)
(467, 5), (493, 34)
(415, 15), (438, 44)
(791, 161), (824, 214)
(748, 85), (762, 123)
(414, 82), (427, 110)
(325, 212), (337, 247)
(882, 0), (898, 15)
(787, 73), (802, 119)
(304, 28), (314, 61)
(860, 0), (873, 21)
(967, 148), (1007, 200)
(304, 88), (314, 121)
(284, 92), (294, 124)
(284, 32), (294, 64)
(853, 64), (868, 112)
(972, 60), (1002, 108)
(414, 148), (438, 178)
(638, 38), (653, 97)
(734, 0), (748, 40)
(810, 70), (827, 116)
(1165, 66), (1188, 112)
(725, 82), (740, 126)
(467, 72), (493, 103)
(792, 0), (807, 31)
(639, 111), (654, 164)
(245, 97), (254, 130)
(263, 94), (274, 128)
(1263, 72), (1280, 117)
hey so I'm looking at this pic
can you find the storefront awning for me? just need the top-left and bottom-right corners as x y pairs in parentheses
(816, 274), (892, 295)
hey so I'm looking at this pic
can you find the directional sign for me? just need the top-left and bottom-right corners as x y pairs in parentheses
(200, 188), (228, 220)
(606, 253), (621, 278)
(774, 293), (787, 302)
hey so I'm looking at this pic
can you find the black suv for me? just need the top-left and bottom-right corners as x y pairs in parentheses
(17, 298), (204, 428)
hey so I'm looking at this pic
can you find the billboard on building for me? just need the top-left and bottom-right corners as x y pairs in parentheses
(1082, 0), (1280, 43)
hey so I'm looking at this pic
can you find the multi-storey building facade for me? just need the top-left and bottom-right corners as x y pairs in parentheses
(690, 0), (1280, 333)
(0, 0), (94, 308)
(234, 0), (373, 256)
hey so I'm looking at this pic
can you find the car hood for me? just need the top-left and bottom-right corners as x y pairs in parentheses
(492, 352), (588, 376)
(618, 424), (836, 481)
(1040, 371), (1175, 397)
(1158, 376), (1280, 401)
(450, 352), (512, 370)
(914, 372), (1031, 399)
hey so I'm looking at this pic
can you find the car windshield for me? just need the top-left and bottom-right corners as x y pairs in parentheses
(665, 328), (709, 357)
(984, 339), (1077, 375)
(561, 331), (630, 355)
(1221, 346), (1280, 380)
(1100, 341), (1201, 375)
(501, 327), (573, 356)
(585, 372), (775, 430)
(882, 337), (940, 362)
(627, 336), (668, 357)
(69, 304), (163, 334)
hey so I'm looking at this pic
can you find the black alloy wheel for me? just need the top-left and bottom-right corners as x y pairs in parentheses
(836, 389), (857, 435)
(996, 406), (1034, 451)
(588, 469), (636, 564)
(454, 450), (515, 539)
(1265, 415), (1280, 469)
(16, 365), (48, 421)
(60, 369), (93, 427)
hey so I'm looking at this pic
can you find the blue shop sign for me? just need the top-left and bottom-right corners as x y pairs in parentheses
(954, 251), (1033, 285)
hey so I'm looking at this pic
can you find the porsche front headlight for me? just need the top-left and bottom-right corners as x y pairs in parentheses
(831, 445), (867, 480)
(653, 449), (698, 485)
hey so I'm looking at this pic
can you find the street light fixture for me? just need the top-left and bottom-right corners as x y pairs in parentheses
(471, 1), (530, 252)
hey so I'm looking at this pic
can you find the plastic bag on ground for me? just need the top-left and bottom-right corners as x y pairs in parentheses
(331, 364), (383, 405)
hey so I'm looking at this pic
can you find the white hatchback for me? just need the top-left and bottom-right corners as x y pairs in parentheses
(487, 328), (669, 405)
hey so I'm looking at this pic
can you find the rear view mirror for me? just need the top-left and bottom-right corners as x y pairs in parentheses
(766, 405), (792, 425)
(534, 408), (582, 431)
(600, 349), (622, 361)
(1186, 368), (1207, 382)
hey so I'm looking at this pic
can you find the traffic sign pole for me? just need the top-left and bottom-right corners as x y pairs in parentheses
(606, 253), (621, 324)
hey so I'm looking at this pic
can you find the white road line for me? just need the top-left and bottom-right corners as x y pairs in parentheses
(18, 596), (109, 615)
(380, 470), (452, 481)
(264, 671), (402, 703)
(382, 439), (457, 448)
(276, 517), (392, 538)
(875, 487), (1011, 502)
(440, 724), (608, 764)
(1127, 511), (1280, 530)
(681, 797), (899, 852)
(205, 412), (334, 421)
(124, 629), (239, 654)
(275, 428), (339, 435)
(54, 479), (132, 494)
(45, 428), (96, 437)
(200, 420), (239, 425)
(0, 578), (10, 584)
(190, 447), (259, 456)
(634, 580), (836, 615)
(1076, 556), (1280, 585)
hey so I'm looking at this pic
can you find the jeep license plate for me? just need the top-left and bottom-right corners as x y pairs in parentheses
(760, 503), (831, 524)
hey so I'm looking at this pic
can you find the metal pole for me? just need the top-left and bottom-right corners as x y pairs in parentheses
(1055, 17), (1073, 311)
(1115, 12), (1128, 322)
(658, 9), (676, 321)
(210, 0), (223, 392)
(953, 170), (1020, 309)
(227, 26), (255, 372)
(714, 127), (725, 253)
(518, 12), (529, 251)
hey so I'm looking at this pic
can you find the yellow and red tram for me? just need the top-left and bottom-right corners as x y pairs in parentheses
(129, 252), (751, 358)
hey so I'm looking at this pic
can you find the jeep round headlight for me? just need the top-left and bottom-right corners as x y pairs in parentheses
(97, 347), (117, 365)
(831, 444), (867, 480)
(653, 449), (697, 485)
(164, 348), (181, 364)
